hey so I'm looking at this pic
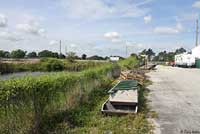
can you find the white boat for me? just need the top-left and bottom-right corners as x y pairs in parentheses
(101, 80), (138, 115)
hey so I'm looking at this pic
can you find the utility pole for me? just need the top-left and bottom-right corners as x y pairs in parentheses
(125, 41), (128, 57)
(126, 45), (128, 57)
(196, 19), (199, 47)
(65, 46), (67, 55)
(59, 40), (62, 58)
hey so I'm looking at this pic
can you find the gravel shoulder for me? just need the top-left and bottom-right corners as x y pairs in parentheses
(147, 65), (200, 134)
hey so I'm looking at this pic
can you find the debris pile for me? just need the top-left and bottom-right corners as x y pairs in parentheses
(120, 70), (146, 85)
(140, 64), (157, 70)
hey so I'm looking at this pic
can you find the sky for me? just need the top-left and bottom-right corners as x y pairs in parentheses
(0, 0), (200, 57)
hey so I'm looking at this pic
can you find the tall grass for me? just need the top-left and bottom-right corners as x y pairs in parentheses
(47, 79), (154, 134)
(119, 56), (139, 70)
(0, 64), (119, 134)
(0, 58), (107, 74)
(0, 56), (153, 134)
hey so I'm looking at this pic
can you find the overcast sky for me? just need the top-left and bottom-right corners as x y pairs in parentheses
(0, 0), (200, 56)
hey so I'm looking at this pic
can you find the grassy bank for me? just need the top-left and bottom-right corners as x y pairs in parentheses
(56, 84), (154, 134)
(0, 58), (107, 74)
(119, 56), (139, 70)
(0, 56), (154, 134)
(0, 64), (119, 134)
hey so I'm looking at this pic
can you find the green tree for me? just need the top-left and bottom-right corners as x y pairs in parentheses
(167, 52), (175, 61)
(87, 55), (105, 60)
(139, 48), (155, 61)
(139, 49), (147, 55)
(27, 52), (37, 58)
(0, 50), (5, 58)
(59, 54), (66, 59)
(158, 51), (167, 61)
(4, 51), (10, 58)
(11, 49), (26, 58)
(81, 54), (87, 60)
(38, 50), (55, 58)
(175, 47), (186, 54)
(0, 50), (10, 58)
(66, 52), (76, 62)
(153, 51), (176, 62)
(52, 52), (59, 58)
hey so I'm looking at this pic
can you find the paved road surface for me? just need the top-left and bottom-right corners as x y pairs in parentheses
(147, 66), (200, 134)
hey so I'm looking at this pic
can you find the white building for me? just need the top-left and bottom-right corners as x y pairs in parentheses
(192, 46), (200, 59)
(175, 53), (195, 67)
(110, 56), (120, 61)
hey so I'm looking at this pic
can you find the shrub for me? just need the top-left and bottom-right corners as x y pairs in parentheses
(0, 64), (116, 134)
(41, 58), (65, 71)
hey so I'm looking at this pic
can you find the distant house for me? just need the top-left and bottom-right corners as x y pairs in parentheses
(109, 56), (120, 61)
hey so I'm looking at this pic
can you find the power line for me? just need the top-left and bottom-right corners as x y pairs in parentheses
(196, 19), (199, 47)
(59, 40), (62, 58)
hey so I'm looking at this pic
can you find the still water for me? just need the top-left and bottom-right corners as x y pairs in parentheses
(0, 72), (48, 80)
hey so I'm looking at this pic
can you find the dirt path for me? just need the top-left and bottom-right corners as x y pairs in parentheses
(147, 66), (200, 134)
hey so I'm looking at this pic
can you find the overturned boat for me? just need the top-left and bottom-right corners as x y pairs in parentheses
(101, 80), (138, 115)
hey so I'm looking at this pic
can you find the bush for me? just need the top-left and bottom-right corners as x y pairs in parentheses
(0, 64), (116, 134)
(119, 56), (139, 70)
(41, 58), (65, 71)
(0, 58), (107, 74)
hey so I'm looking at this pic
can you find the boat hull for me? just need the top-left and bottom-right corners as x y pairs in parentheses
(101, 100), (138, 115)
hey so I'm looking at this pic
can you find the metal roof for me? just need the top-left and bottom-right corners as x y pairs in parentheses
(108, 80), (138, 94)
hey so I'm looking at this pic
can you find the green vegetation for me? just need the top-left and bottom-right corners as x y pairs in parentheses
(0, 58), (107, 74)
(10, 49), (27, 59)
(137, 47), (187, 62)
(139, 49), (155, 61)
(81, 54), (87, 60)
(153, 47), (186, 62)
(0, 56), (154, 134)
(27, 52), (38, 58)
(38, 50), (60, 58)
(57, 84), (154, 134)
(119, 55), (139, 70)
(0, 64), (117, 134)
(0, 50), (10, 58)
(0, 49), (109, 60)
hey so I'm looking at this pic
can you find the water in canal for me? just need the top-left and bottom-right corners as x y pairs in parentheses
(0, 72), (48, 80)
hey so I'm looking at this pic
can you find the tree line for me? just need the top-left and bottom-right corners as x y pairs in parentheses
(0, 47), (187, 62)
(0, 49), (111, 60)
(137, 47), (186, 62)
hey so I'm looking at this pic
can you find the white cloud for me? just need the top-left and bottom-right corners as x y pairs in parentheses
(104, 32), (120, 39)
(69, 43), (77, 48)
(193, 1), (200, 8)
(49, 40), (59, 45)
(144, 15), (152, 24)
(175, 13), (199, 22)
(60, 0), (151, 20)
(176, 23), (183, 31)
(16, 18), (45, 36)
(153, 23), (183, 34)
(0, 31), (23, 42)
(104, 32), (121, 42)
(0, 14), (7, 27)
(154, 27), (179, 34)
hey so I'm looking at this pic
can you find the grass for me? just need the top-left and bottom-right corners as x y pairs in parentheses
(0, 56), (155, 134)
(119, 56), (139, 70)
(0, 58), (107, 74)
(0, 64), (116, 134)
(49, 81), (154, 134)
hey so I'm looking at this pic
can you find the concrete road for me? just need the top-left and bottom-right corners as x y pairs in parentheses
(147, 66), (200, 134)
